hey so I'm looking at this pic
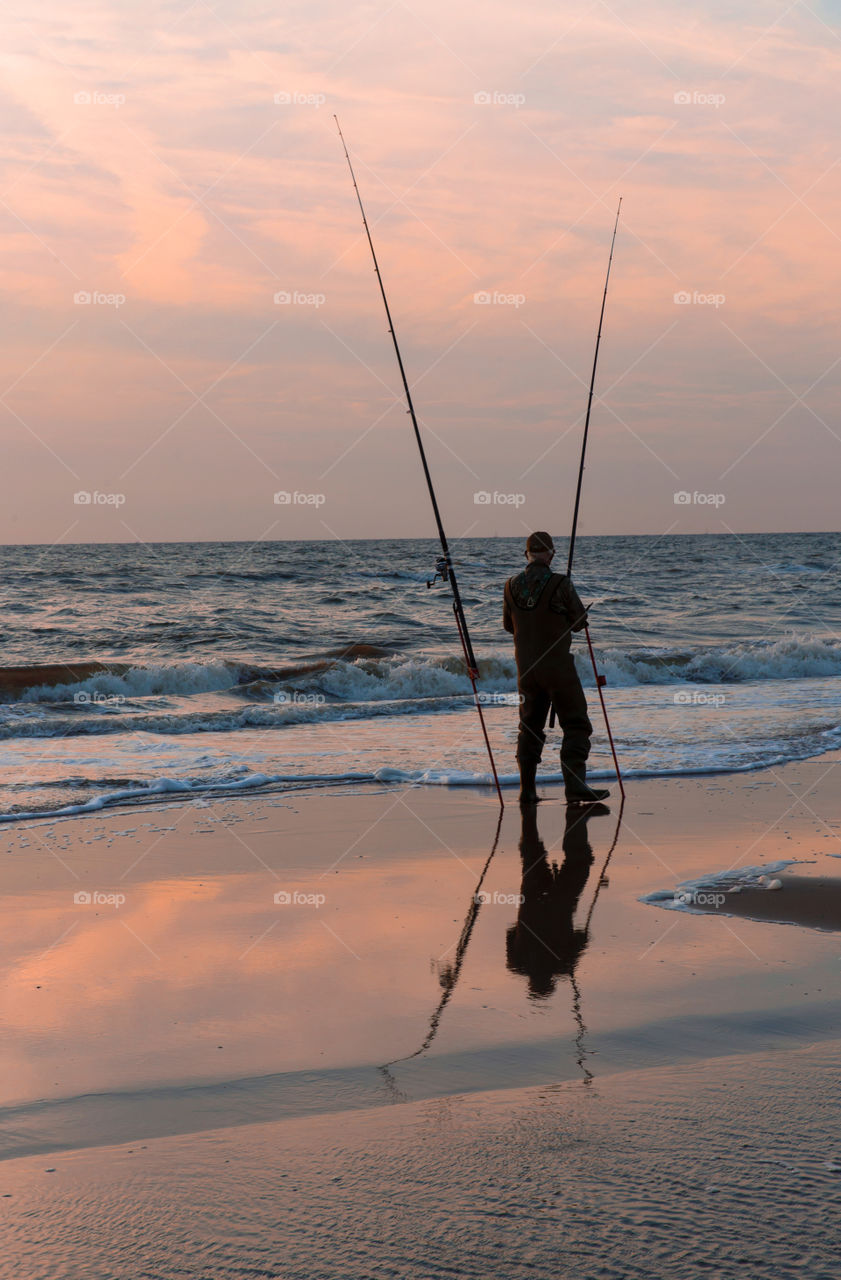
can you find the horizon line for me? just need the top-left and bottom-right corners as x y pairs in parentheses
(1, 529), (840, 551)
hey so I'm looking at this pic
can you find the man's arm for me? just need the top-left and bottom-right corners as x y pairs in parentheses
(565, 578), (589, 632)
(502, 583), (514, 634)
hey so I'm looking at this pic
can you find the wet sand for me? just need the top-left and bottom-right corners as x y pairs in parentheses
(5, 1042), (840, 1280)
(1, 756), (840, 1277)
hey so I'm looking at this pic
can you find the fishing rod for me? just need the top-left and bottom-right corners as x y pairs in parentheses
(551, 199), (626, 800)
(334, 116), (504, 808)
(567, 197), (622, 578)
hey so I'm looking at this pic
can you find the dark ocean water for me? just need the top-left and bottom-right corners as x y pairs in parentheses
(1, 532), (840, 819)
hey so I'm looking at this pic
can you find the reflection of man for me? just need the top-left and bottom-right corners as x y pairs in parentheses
(503, 531), (609, 805)
(506, 803), (605, 999)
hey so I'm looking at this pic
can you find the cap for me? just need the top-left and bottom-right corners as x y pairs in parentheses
(525, 531), (554, 556)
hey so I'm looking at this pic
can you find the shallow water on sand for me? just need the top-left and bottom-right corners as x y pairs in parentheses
(2, 766), (841, 1278)
(2, 772), (840, 1155)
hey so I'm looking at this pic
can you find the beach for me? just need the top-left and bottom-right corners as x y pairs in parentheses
(2, 758), (840, 1277)
(5, 0), (841, 1271)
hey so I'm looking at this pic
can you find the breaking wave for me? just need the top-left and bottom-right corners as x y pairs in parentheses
(1, 629), (839, 742)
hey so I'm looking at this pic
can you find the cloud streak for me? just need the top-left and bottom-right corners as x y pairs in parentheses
(1, 0), (840, 542)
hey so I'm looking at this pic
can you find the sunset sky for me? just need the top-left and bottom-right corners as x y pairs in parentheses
(2, 1), (840, 544)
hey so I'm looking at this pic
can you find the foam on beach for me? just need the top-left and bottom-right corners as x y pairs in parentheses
(641, 860), (801, 915)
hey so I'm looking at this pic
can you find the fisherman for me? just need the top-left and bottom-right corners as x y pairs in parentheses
(503, 531), (609, 805)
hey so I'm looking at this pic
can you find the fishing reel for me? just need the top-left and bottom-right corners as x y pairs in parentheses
(426, 556), (450, 589)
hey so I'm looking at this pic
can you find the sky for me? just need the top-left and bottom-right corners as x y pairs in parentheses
(1, 0), (840, 545)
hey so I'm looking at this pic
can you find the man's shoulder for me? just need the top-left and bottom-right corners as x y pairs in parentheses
(507, 565), (556, 609)
(548, 573), (574, 613)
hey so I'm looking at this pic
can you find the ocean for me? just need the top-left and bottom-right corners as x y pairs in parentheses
(1, 532), (839, 821)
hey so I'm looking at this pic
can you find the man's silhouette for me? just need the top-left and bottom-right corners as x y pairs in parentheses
(503, 530), (609, 805)
(506, 803), (604, 998)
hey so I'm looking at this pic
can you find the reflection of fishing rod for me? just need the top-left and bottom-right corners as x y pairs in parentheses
(569, 971), (593, 1083)
(380, 809), (504, 1081)
(566, 797), (624, 1082)
(335, 116), (503, 808)
(550, 201), (625, 800)
(581, 794), (625, 934)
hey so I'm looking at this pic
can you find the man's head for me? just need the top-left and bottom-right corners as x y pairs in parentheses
(525, 531), (555, 564)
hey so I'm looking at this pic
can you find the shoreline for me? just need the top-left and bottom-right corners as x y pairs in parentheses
(3, 739), (841, 828)
(2, 755), (840, 1161)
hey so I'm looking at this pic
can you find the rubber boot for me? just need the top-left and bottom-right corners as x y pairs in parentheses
(518, 757), (539, 805)
(562, 759), (610, 804)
